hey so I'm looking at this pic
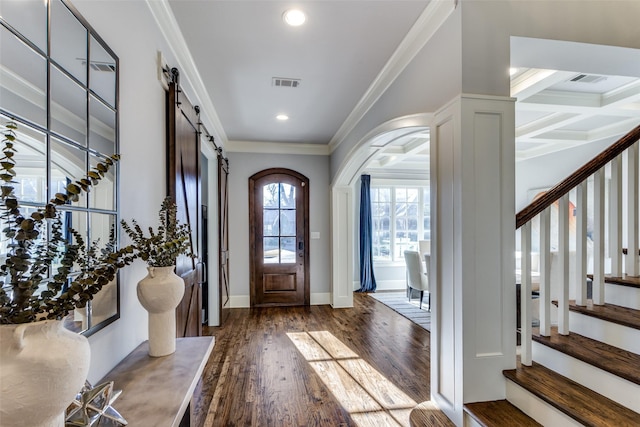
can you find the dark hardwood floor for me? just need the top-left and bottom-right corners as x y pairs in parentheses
(191, 293), (430, 426)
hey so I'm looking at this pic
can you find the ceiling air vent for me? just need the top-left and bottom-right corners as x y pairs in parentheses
(272, 77), (301, 88)
(569, 74), (606, 84)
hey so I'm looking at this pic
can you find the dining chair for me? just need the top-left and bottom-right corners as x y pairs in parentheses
(404, 250), (430, 310)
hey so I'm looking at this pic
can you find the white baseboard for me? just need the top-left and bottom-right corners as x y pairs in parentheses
(230, 293), (332, 308)
(311, 292), (331, 305)
(230, 295), (250, 308)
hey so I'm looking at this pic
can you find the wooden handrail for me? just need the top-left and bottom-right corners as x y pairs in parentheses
(516, 124), (640, 229)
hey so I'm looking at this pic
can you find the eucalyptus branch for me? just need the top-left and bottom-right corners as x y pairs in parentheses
(0, 120), (130, 324)
(121, 197), (194, 268)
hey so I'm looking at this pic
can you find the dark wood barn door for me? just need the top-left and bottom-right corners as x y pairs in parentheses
(218, 154), (230, 324)
(249, 168), (309, 307)
(167, 80), (202, 337)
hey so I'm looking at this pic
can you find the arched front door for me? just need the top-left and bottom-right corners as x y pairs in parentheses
(249, 168), (309, 307)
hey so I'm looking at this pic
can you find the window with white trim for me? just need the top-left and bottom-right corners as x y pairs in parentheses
(371, 185), (430, 262)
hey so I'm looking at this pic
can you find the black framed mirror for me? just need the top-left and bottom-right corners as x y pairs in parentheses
(0, 0), (120, 336)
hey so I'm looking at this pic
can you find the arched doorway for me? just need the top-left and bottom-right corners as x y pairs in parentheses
(329, 114), (433, 307)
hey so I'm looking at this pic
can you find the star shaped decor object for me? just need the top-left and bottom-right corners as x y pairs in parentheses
(66, 380), (128, 426)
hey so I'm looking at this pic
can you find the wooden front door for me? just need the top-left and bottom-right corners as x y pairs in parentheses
(249, 168), (309, 307)
(218, 154), (230, 323)
(167, 80), (202, 337)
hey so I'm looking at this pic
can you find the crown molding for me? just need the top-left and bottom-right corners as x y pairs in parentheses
(226, 140), (330, 156)
(328, 0), (456, 153)
(145, 0), (228, 148)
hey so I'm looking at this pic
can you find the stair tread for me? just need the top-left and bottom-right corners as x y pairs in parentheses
(533, 327), (640, 386)
(567, 300), (640, 329)
(464, 400), (541, 426)
(504, 361), (640, 426)
(588, 274), (640, 289)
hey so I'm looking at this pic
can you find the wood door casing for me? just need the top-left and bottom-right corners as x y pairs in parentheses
(218, 154), (230, 324)
(167, 81), (202, 337)
(249, 168), (309, 307)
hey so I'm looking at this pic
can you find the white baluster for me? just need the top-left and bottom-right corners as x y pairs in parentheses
(558, 194), (570, 335)
(520, 222), (532, 366)
(626, 142), (639, 277)
(593, 169), (605, 305)
(610, 155), (623, 276)
(539, 207), (551, 336)
(576, 182), (588, 306)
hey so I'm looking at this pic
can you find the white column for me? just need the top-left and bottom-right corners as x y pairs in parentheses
(330, 186), (354, 308)
(430, 95), (516, 425)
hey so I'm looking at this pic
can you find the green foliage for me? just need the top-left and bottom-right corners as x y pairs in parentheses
(0, 120), (135, 324)
(121, 197), (194, 267)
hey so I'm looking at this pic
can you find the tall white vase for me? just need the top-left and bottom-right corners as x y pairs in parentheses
(137, 266), (185, 357)
(0, 319), (90, 427)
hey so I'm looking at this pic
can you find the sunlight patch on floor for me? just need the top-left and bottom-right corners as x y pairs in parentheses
(287, 331), (417, 426)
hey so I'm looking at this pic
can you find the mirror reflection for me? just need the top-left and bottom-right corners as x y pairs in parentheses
(51, 65), (87, 145)
(0, 0), (47, 52)
(0, 0), (119, 336)
(0, 26), (47, 127)
(90, 36), (117, 107)
(89, 96), (116, 154)
(51, 137), (87, 207)
(50, 0), (87, 84)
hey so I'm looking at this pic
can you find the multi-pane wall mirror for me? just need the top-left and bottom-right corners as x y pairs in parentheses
(0, 0), (119, 336)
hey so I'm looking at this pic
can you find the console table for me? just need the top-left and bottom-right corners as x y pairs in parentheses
(99, 336), (214, 427)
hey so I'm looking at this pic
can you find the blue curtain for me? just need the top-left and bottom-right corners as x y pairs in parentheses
(357, 175), (377, 292)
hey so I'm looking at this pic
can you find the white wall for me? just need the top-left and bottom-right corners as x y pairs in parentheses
(227, 152), (331, 306)
(515, 137), (615, 211)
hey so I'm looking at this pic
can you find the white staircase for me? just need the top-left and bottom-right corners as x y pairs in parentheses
(506, 125), (640, 426)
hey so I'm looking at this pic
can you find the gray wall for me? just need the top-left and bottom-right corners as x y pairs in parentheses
(227, 152), (331, 305)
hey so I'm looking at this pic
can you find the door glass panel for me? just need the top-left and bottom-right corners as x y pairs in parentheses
(280, 210), (296, 235)
(263, 183), (279, 208)
(280, 237), (296, 264)
(262, 181), (297, 264)
(0, 27), (47, 127)
(263, 237), (279, 264)
(279, 183), (295, 208)
(263, 209), (279, 236)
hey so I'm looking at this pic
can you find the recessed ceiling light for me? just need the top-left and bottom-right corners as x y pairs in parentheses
(509, 67), (519, 76)
(276, 114), (289, 121)
(283, 9), (306, 26)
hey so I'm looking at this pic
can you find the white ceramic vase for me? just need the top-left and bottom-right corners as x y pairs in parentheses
(137, 266), (185, 357)
(0, 319), (90, 427)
